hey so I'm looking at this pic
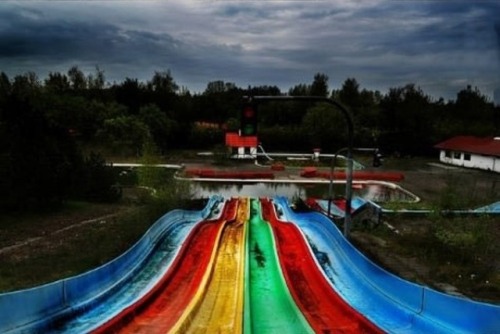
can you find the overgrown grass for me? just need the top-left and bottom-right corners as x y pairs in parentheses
(381, 214), (499, 301)
(0, 144), (196, 292)
(355, 165), (500, 302)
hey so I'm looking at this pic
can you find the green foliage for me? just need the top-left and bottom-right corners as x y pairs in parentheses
(0, 88), (79, 211)
(1, 66), (499, 214)
(432, 216), (495, 265)
(258, 125), (309, 152)
(79, 152), (122, 203)
(302, 103), (347, 149)
(187, 126), (224, 149)
(96, 115), (150, 156)
(138, 104), (178, 153)
(137, 140), (193, 211)
(137, 140), (164, 189)
(225, 117), (240, 132)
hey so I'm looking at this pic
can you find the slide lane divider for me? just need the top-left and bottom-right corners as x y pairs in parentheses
(91, 198), (238, 333)
(170, 197), (248, 333)
(246, 198), (313, 334)
(260, 198), (383, 333)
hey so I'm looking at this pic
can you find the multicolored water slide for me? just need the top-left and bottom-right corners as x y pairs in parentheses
(259, 198), (383, 333)
(1, 196), (499, 333)
(91, 197), (240, 333)
(91, 197), (377, 333)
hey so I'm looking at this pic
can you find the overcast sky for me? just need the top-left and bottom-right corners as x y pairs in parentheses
(0, 1), (499, 101)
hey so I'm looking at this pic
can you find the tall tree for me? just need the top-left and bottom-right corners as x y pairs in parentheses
(338, 78), (360, 109)
(0, 83), (82, 210)
(379, 84), (433, 155)
(44, 72), (70, 93)
(139, 104), (178, 152)
(96, 115), (150, 156)
(450, 85), (495, 135)
(310, 73), (329, 97)
(113, 78), (144, 114)
(148, 70), (178, 94)
(87, 66), (106, 90)
(302, 103), (347, 150)
(67, 66), (87, 90)
(0, 72), (10, 103)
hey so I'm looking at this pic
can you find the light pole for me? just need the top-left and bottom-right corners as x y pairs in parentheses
(245, 95), (354, 238)
(327, 147), (348, 219)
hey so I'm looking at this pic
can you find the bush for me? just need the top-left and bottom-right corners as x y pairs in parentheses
(79, 152), (122, 202)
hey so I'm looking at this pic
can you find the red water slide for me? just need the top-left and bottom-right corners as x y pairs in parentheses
(260, 198), (383, 333)
(92, 198), (238, 334)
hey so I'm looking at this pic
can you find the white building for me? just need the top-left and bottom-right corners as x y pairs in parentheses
(434, 136), (500, 173)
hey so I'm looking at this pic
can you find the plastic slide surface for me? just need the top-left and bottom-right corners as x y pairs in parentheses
(169, 197), (247, 333)
(91, 198), (238, 333)
(260, 198), (383, 333)
(245, 198), (313, 334)
(272, 196), (500, 334)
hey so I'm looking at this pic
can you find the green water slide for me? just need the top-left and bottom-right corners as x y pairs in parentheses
(245, 198), (313, 334)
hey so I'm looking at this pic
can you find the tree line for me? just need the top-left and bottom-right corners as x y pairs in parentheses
(0, 67), (498, 211)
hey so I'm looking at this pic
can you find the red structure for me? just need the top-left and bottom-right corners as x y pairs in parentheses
(184, 168), (274, 180)
(434, 136), (500, 156)
(300, 167), (405, 182)
(225, 132), (258, 159)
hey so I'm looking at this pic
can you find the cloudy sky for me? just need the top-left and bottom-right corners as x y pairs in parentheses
(0, 1), (499, 101)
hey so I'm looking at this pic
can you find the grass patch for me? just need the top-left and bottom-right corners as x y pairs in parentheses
(365, 213), (500, 302)
(0, 169), (195, 292)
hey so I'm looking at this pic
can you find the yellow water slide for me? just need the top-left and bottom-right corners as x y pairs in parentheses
(169, 197), (248, 333)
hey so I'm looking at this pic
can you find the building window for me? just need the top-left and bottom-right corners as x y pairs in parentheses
(445, 150), (451, 158)
(453, 151), (461, 159)
(464, 153), (471, 161)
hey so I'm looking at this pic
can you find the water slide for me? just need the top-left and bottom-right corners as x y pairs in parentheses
(0, 196), (225, 333)
(272, 196), (500, 333)
(91, 197), (239, 333)
(259, 198), (382, 333)
(1, 196), (499, 333)
(246, 198), (313, 333)
(168, 197), (246, 333)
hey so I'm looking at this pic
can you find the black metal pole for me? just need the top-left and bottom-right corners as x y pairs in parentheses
(327, 153), (335, 217)
(328, 147), (348, 217)
(246, 95), (354, 238)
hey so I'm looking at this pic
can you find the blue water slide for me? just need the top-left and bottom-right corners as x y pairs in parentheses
(0, 196), (224, 334)
(474, 201), (500, 213)
(313, 196), (368, 217)
(272, 196), (500, 334)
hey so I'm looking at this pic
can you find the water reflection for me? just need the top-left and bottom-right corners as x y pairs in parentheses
(190, 181), (419, 203)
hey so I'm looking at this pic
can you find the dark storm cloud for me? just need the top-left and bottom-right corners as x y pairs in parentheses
(0, 4), (248, 89)
(0, 9), (178, 63)
(0, 1), (498, 98)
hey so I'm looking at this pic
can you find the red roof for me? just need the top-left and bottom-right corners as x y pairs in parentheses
(225, 132), (258, 147)
(434, 136), (500, 157)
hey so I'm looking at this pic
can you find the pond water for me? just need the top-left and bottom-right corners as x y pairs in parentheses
(189, 181), (419, 203)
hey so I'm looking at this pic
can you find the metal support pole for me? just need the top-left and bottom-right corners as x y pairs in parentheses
(327, 153), (335, 217)
(327, 147), (346, 218)
(246, 95), (354, 238)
